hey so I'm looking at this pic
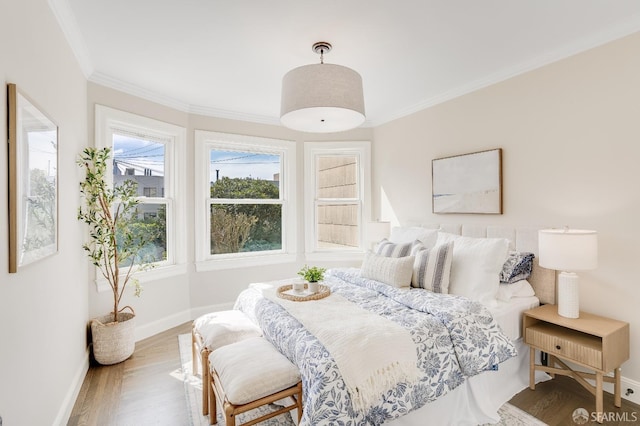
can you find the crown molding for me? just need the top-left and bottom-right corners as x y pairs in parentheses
(48, 0), (94, 78)
(89, 71), (192, 112)
(373, 21), (640, 127)
(187, 104), (281, 126)
(90, 71), (281, 125)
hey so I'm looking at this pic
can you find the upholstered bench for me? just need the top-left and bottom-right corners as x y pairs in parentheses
(192, 310), (262, 415)
(208, 336), (303, 426)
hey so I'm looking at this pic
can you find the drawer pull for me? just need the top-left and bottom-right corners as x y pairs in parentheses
(555, 345), (561, 350)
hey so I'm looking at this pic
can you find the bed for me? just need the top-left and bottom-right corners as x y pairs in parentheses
(233, 225), (555, 425)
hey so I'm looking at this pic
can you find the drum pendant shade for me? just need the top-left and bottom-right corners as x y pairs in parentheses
(280, 42), (365, 133)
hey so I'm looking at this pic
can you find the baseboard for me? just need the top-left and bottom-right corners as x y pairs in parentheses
(190, 302), (235, 320)
(53, 347), (90, 426)
(135, 309), (192, 341)
(605, 375), (640, 406)
(553, 357), (640, 406)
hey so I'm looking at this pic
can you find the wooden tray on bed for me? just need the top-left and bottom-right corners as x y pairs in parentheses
(277, 284), (331, 302)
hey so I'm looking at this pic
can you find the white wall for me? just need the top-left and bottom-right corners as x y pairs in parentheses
(0, 0), (88, 425)
(372, 32), (640, 388)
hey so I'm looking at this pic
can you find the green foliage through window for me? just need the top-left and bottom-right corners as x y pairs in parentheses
(210, 177), (282, 254)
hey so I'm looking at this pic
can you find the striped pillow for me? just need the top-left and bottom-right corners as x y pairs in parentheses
(374, 238), (413, 258)
(361, 251), (415, 288)
(410, 241), (454, 292)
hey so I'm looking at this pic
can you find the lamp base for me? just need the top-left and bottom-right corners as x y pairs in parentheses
(558, 272), (580, 318)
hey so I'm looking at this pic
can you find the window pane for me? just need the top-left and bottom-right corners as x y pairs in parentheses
(113, 134), (165, 198)
(210, 204), (282, 254)
(317, 155), (358, 198)
(118, 203), (167, 265)
(317, 203), (359, 249)
(209, 150), (280, 199)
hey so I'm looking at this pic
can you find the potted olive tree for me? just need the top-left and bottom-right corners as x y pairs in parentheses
(78, 147), (148, 365)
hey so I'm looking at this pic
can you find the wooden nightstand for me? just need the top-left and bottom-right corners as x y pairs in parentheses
(523, 304), (630, 423)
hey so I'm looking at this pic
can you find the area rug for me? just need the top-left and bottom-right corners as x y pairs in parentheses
(178, 334), (546, 426)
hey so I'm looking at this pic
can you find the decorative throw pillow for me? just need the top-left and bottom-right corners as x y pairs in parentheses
(374, 238), (413, 258)
(389, 226), (438, 249)
(436, 232), (510, 307)
(361, 251), (415, 287)
(500, 251), (535, 284)
(410, 241), (454, 293)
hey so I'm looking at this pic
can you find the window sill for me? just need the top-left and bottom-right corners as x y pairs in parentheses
(195, 253), (297, 272)
(304, 251), (366, 263)
(95, 263), (188, 293)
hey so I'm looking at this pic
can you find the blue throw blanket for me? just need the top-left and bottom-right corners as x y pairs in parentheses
(234, 268), (517, 426)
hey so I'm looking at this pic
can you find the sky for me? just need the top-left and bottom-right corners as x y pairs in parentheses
(111, 135), (280, 181)
(209, 149), (280, 181)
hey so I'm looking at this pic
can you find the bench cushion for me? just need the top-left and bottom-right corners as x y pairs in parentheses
(209, 337), (301, 405)
(194, 310), (262, 351)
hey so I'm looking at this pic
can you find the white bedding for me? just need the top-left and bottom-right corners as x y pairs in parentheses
(388, 339), (549, 426)
(489, 295), (540, 340)
(236, 270), (520, 425)
(388, 294), (544, 425)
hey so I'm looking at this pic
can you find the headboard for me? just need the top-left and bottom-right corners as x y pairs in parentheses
(419, 224), (556, 305)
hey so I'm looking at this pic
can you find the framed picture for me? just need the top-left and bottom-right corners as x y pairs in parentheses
(7, 83), (59, 272)
(432, 148), (502, 214)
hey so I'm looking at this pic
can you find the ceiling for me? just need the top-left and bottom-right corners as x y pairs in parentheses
(56, 0), (640, 128)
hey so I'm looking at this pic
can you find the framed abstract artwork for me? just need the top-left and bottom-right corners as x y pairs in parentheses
(432, 148), (502, 214)
(7, 83), (59, 272)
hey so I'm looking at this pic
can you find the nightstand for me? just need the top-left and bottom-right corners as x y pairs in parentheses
(523, 304), (630, 423)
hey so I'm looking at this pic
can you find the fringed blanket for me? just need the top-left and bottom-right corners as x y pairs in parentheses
(235, 268), (517, 426)
(259, 284), (419, 412)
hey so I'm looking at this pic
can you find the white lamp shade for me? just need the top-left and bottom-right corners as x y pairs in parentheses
(281, 63), (365, 133)
(538, 229), (598, 271)
(368, 221), (391, 243)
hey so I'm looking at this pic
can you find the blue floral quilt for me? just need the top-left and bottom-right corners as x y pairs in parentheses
(234, 268), (516, 426)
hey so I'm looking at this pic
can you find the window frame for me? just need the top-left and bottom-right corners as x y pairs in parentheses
(304, 141), (371, 262)
(94, 105), (187, 291)
(194, 130), (296, 271)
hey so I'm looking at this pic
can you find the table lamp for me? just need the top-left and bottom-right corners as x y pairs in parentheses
(538, 228), (598, 318)
(368, 221), (391, 249)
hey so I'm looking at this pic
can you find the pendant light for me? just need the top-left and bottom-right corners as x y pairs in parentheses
(280, 42), (365, 133)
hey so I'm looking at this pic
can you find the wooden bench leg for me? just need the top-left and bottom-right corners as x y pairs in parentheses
(224, 403), (236, 426)
(208, 369), (217, 425)
(202, 348), (210, 416)
(296, 382), (303, 422)
(192, 329), (198, 376)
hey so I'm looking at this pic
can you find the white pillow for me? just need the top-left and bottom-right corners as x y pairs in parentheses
(390, 226), (438, 249)
(361, 251), (414, 288)
(410, 241), (454, 293)
(497, 280), (536, 302)
(436, 232), (509, 307)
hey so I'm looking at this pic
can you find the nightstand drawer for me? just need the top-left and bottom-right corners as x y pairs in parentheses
(525, 323), (602, 370)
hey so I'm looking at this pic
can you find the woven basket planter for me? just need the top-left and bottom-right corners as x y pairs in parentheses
(91, 312), (136, 365)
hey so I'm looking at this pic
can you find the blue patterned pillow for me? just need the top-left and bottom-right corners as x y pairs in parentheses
(500, 251), (535, 284)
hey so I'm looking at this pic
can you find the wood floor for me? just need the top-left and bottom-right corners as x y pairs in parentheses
(69, 322), (639, 426)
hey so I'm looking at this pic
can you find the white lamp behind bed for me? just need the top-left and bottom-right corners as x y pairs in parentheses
(538, 228), (598, 319)
(367, 221), (391, 249)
